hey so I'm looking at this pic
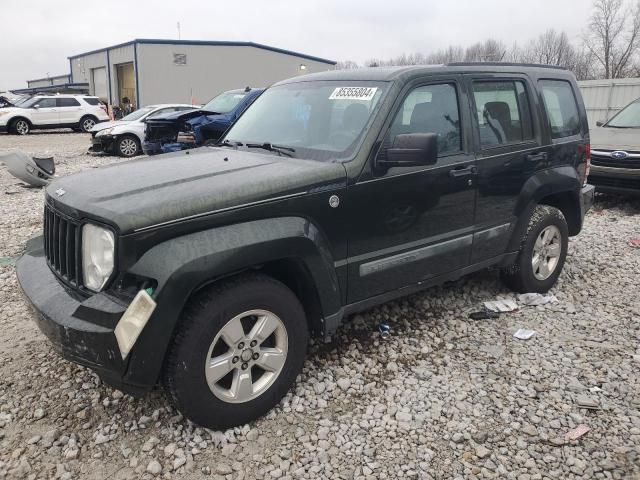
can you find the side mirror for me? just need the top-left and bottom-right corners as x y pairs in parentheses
(595, 120), (604, 127)
(377, 133), (438, 168)
(33, 105), (40, 109)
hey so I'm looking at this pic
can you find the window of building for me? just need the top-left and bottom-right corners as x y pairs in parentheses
(539, 80), (581, 138)
(472, 80), (534, 146)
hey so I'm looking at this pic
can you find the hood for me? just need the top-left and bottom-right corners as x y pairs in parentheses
(46, 147), (346, 233)
(146, 108), (224, 124)
(590, 126), (640, 151)
(90, 120), (129, 133)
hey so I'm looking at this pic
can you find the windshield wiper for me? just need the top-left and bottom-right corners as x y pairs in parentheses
(245, 142), (296, 157)
(216, 139), (244, 148)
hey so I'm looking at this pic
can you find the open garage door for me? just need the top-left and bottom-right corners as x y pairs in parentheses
(91, 67), (108, 102)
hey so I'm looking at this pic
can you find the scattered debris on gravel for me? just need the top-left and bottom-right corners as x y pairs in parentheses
(1, 132), (640, 479)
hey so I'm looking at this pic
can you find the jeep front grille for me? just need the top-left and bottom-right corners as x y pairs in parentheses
(43, 204), (81, 287)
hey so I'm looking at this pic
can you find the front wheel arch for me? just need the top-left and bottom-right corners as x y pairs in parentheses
(10, 117), (31, 134)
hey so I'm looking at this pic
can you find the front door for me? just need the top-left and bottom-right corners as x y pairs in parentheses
(345, 78), (477, 302)
(29, 98), (58, 125)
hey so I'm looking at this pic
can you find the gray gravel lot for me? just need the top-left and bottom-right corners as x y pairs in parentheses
(1, 131), (640, 480)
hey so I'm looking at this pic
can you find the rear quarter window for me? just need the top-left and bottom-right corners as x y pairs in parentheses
(83, 97), (101, 106)
(538, 80), (581, 139)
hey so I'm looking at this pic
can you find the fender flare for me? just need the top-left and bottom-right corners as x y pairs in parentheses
(123, 216), (341, 386)
(506, 165), (582, 252)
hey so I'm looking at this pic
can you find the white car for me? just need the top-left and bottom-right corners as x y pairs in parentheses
(89, 104), (195, 157)
(0, 94), (109, 135)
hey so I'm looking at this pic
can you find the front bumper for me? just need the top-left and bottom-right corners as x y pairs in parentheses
(88, 135), (116, 154)
(589, 165), (640, 195)
(16, 235), (147, 394)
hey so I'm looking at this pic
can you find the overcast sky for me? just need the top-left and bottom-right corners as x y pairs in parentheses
(0, 0), (592, 91)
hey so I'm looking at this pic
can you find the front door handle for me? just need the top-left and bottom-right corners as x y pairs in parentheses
(526, 152), (548, 162)
(449, 165), (477, 177)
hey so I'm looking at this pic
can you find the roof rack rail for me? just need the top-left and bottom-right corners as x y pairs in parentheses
(446, 61), (568, 70)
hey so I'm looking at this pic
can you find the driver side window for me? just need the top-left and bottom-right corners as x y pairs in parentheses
(381, 83), (462, 159)
(34, 98), (56, 108)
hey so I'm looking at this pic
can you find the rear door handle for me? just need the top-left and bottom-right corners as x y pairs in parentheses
(526, 152), (548, 162)
(449, 165), (477, 177)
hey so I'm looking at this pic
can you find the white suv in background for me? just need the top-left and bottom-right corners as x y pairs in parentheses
(0, 94), (109, 135)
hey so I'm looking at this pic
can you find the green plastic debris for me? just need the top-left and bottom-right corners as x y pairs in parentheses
(0, 257), (17, 266)
(145, 287), (154, 296)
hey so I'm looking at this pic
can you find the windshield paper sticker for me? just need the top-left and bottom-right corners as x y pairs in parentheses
(329, 87), (378, 101)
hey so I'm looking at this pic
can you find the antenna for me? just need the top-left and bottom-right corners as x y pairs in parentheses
(177, 22), (181, 40)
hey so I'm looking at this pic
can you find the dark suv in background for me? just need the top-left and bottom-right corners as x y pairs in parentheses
(17, 64), (593, 429)
(143, 87), (263, 154)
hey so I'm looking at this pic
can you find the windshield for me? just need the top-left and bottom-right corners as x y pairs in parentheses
(223, 81), (387, 161)
(203, 91), (247, 113)
(606, 100), (640, 128)
(121, 107), (156, 121)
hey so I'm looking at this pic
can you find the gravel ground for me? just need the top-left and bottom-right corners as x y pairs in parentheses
(1, 131), (640, 480)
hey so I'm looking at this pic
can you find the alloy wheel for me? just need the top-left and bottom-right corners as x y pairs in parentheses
(119, 138), (138, 156)
(15, 120), (29, 135)
(532, 225), (562, 280)
(204, 309), (288, 403)
(82, 118), (96, 131)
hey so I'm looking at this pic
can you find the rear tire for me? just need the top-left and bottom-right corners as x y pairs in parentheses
(116, 135), (140, 157)
(79, 116), (97, 132)
(164, 273), (308, 429)
(501, 205), (568, 293)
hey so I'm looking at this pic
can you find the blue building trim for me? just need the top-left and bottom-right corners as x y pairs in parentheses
(106, 49), (112, 105)
(68, 38), (336, 65)
(133, 42), (141, 107)
(11, 83), (89, 95)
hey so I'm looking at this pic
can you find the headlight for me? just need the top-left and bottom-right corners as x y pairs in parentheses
(96, 127), (113, 136)
(82, 224), (115, 291)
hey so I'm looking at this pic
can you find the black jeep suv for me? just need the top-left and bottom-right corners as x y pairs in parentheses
(17, 64), (594, 429)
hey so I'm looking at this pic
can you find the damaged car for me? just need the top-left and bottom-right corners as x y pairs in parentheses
(89, 104), (194, 157)
(142, 87), (263, 155)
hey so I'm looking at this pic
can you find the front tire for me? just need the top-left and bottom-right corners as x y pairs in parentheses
(11, 118), (30, 135)
(116, 135), (140, 157)
(164, 274), (308, 429)
(501, 205), (568, 293)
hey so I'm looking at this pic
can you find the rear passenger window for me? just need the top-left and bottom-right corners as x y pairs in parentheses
(57, 98), (81, 107)
(83, 97), (101, 106)
(384, 83), (461, 156)
(539, 80), (581, 138)
(472, 81), (534, 147)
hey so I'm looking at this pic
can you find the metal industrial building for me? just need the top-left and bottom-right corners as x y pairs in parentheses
(578, 78), (640, 125)
(67, 39), (336, 109)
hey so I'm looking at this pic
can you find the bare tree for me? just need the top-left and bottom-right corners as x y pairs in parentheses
(464, 39), (508, 62)
(335, 60), (360, 70)
(585, 0), (640, 78)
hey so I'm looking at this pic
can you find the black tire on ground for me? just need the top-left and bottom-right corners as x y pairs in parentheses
(164, 273), (309, 429)
(11, 118), (30, 135)
(501, 205), (569, 293)
(79, 116), (97, 132)
(116, 135), (140, 157)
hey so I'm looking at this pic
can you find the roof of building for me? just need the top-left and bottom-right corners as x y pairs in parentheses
(26, 74), (71, 83)
(11, 83), (89, 95)
(68, 39), (336, 65)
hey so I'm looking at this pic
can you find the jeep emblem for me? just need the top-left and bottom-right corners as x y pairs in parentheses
(55, 188), (66, 197)
(329, 195), (340, 208)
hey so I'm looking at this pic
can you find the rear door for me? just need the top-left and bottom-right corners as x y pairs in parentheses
(465, 74), (543, 263)
(345, 76), (477, 302)
(56, 97), (83, 124)
(29, 98), (58, 125)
